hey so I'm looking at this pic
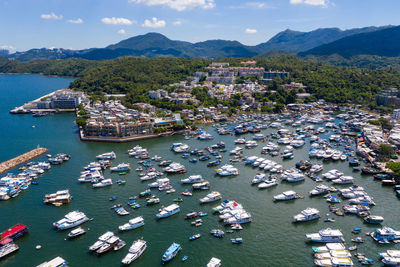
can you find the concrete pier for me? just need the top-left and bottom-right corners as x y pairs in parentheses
(0, 147), (49, 175)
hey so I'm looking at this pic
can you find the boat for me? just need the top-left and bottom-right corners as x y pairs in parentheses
(181, 175), (204, 184)
(231, 224), (243, 230)
(118, 216), (145, 231)
(189, 233), (201, 240)
(314, 257), (354, 267)
(210, 229), (225, 238)
(114, 206), (130, 216)
(273, 191), (300, 201)
(67, 227), (86, 238)
(156, 204), (180, 219)
(182, 255), (188, 262)
(110, 163), (130, 172)
(96, 152), (116, 160)
(184, 212), (198, 220)
(351, 237), (364, 243)
(207, 257), (221, 267)
(215, 165), (239, 176)
(309, 185), (330, 196)
(139, 189), (151, 197)
(200, 191), (222, 203)
(306, 228), (345, 243)
(92, 178), (113, 188)
(293, 208), (320, 222)
(163, 162), (186, 174)
(251, 173), (266, 184)
(53, 211), (89, 230)
(192, 181), (210, 190)
(326, 195), (341, 203)
(170, 143), (190, 153)
(0, 242), (19, 259)
(181, 190), (192, 196)
(89, 231), (114, 251)
(258, 178), (278, 189)
(231, 237), (243, 244)
(0, 224), (29, 243)
(121, 239), (147, 265)
(161, 243), (181, 263)
(364, 215), (384, 224)
(370, 227), (400, 244)
(44, 189), (72, 204)
(96, 235), (121, 255)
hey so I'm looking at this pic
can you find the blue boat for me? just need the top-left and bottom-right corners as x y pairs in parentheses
(109, 196), (117, 201)
(162, 243), (181, 263)
(182, 255), (188, 262)
(189, 158), (198, 163)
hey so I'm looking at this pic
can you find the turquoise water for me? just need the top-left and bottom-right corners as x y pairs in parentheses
(0, 74), (399, 267)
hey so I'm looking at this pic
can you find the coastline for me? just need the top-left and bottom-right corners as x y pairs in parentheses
(0, 72), (76, 78)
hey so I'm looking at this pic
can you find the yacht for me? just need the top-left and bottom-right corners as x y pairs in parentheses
(170, 143), (190, 153)
(121, 239), (147, 265)
(163, 162), (186, 174)
(364, 215), (384, 224)
(67, 227), (86, 238)
(192, 181), (210, 190)
(322, 169), (343, 180)
(223, 211), (252, 225)
(245, 140), (258, 148)
(258, 178), (278, 189)
(198, 132), (214, 140)
(274, 191), (299, 201)
(332, 176), (354, 185)
(314, 257), (354, 267)
(310, 164), (323, 173)
(110, 163), (130, 172)
(293, 208), (320, 222)
(96, 152), (116, 160)
(381, 256), (400, 266)
(370, 227), (400, 244)
(181, 175), (204, 184)
(207, 257), (222, 267)
(148, 178), (170, 189)
(89, 231), (114, 251)
(92, 178), (112, 188)
(306, 228), (345, 243)
(284, 172), (305, 183)
(53, 211), (89, 230)
(216, 165), (239, 176)
(245, 156), (258, 164)
(251, 173), (266, 184)
(156, 204), (180, 219)
(200, 191), (222, 204)
(309, 185), (330, 196)
(162, 243), (181, 263)
(119, 216), (145, 231)
(349, 196), (375, 206)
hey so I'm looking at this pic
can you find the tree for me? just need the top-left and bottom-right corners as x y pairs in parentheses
(386, 161), (400, 177)
(75, 117), (87, 128)
(378, 144), (394, 158)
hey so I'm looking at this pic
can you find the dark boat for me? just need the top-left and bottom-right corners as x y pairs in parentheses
(0, 224), (28, 243)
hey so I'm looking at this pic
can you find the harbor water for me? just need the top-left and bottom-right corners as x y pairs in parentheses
(0, 74), (399, 267)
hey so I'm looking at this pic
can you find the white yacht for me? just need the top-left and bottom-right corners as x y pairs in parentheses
(53, 210), (89, 230)
(170, 143), (190, 153)
(118, 216), (145, 231)
(245, 140), (258, 148)
(200, 191), (222, 204)
(370, 227), (400, 243)
(284, 172), (305, 183)
(274, 191), (298, 201)
(96, 152), (116, 160)
(140, 172), (158, 181)
(332, 176), (354, 185)
(216, 165), (239, 176)
(89, 231), (114, 251)
(223, 211), (252, 225)
(322, 169), (343, 180)
(234, 138), (246, 144)
(293, 208), (320, 222)
(207, 257), (221, 267)
(92, 178), (113, 188)
(181, 175), (204, 184)
(309, 184), (330, 196)
(314, 257), (353, 267)
(121, 239), (147, 265)
(148, 178), (170, 189)
(163, 162), (186, 174)
(258, 178), (278, 189)
(110, 163), (130, 172)
(251, 173), (266, 184)
(156, 204), (180, 219)
(310, 164), (323, 173)
(306, 228), (345, 243)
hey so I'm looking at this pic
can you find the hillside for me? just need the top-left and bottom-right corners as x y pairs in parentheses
(301, 26), (400, 58)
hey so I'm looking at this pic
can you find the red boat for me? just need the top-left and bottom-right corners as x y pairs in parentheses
(184, 212), (198, 220)
(0, 224), (28, 244)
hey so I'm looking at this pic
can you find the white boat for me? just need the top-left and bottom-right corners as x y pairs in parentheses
(156, 204), (180, 219)
(170, 143), (190, 153)
(370, 227), (400, 243)
(244, 156), (258, 164)
(148, 178), (170, 189)
(207, 257), (221, 267)
(234, 138), (246, 144)
(293, 208), (320, 222)
(314, 257), (353, 267)
(245, 140), (258, 148)
(223, 211), (252, 224)
(253, 133), (265, 140)
(53, 211), (89, 230)
(309, 184), (330, 196)
(274, 190), (298, 201)
(96, 152), (116, 160)
(68, 227), (86, 238)
(140, 172), (158, 181)
(306, 228), (344, 243)
(332, 176), (354, 185)
(284, 172), (305, 183)
(251, 173), (266, 184)
(163, 162), (186, 174)
(258, 178), (278, 189)
(322, 169), (343, 180)
(119, 216), (145, 231)
(121, 239), (147, 265)
(89, 231), (114, 251)
(310, 164), (323, 173)
(110, 163), (130, 172)
(200, 191), (222, 203)
(216, 165), (239, 176)
(181, 175), (204, 184)
(92, 178), (113, 188)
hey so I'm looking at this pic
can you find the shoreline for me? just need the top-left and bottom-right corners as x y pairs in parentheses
(0, 147), (49, 175)
(0, 73), (76, 78)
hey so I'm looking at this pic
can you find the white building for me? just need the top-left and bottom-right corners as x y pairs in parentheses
(393, 109), (400, 120)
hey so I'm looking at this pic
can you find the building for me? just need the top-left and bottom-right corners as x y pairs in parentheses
(263, 71), (290, 80)
(153, 114), (184, 130)
(280, 82), (306, 91)
(149, 89), (168, 99)
(393, 109), (400, 120)
(375, 88), (400, 107)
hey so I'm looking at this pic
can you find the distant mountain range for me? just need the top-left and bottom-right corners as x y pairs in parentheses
(2, 25), (398, 61)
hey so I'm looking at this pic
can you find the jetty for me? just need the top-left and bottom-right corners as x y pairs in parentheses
(0, 147), (49, 174)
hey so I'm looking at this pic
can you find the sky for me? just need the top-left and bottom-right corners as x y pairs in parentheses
(1, 0), (400, 52)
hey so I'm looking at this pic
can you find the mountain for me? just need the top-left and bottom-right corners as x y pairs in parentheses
(300, 26), (400, 58)
(256, 26), (393, 53)
(4, 26), (396, 61)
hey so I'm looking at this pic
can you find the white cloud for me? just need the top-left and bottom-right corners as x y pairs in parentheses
(247, 2), (265, 8)
(245, 28), (257, 34)
(40, 12), (63, 20)
(118, 29), (127, 34)
(101, 17), (134, 25)
(67, 18), (83, 24)
(172, 20), (182, 25)
(129, 0), (215, 11)
(290, 0), (328, 6)
(142, 17), (166, 28)
(0, 45), (15, 53)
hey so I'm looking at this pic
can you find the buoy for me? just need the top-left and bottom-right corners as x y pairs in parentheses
(36, 245), (41, 250)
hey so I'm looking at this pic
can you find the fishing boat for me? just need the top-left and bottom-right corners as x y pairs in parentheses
(161, 243), (181, 263)
(118, 216), (145, 231)
(184, 212), (198, 220)
(67, 227), (86, 238)
(231, 237), (243, 244)
(210, 229), (225, 238)
(121, 239), (147, 265)
(189, 233), (201, 240)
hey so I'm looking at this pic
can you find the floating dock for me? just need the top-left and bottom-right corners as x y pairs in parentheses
(0, 147), (49, 175)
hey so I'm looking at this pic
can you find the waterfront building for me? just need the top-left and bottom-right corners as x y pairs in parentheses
(375, 88), (400, 107)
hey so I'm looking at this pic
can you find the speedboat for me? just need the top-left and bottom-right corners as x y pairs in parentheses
(118, 216), (145, 231)
(121, 239), (147, 265)
(306, 228), (345, 243)
(200, 191), (222, 204)
(162, 243), (181, 263)
(53, 211), (89, 230)
(96, 152), (116, 160)
(67, 227), (86, 238)
(92, 178), (113, 188)
(156, 204), (180, 219)
(189, 234), (201, 241)
(258, 178), (278, 189)
(293, 208), (320, 222)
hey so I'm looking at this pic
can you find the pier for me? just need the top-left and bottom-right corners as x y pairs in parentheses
(0, 147), (49, 175)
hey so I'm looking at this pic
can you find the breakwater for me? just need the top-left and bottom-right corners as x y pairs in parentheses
(0, 147), (49, 174)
